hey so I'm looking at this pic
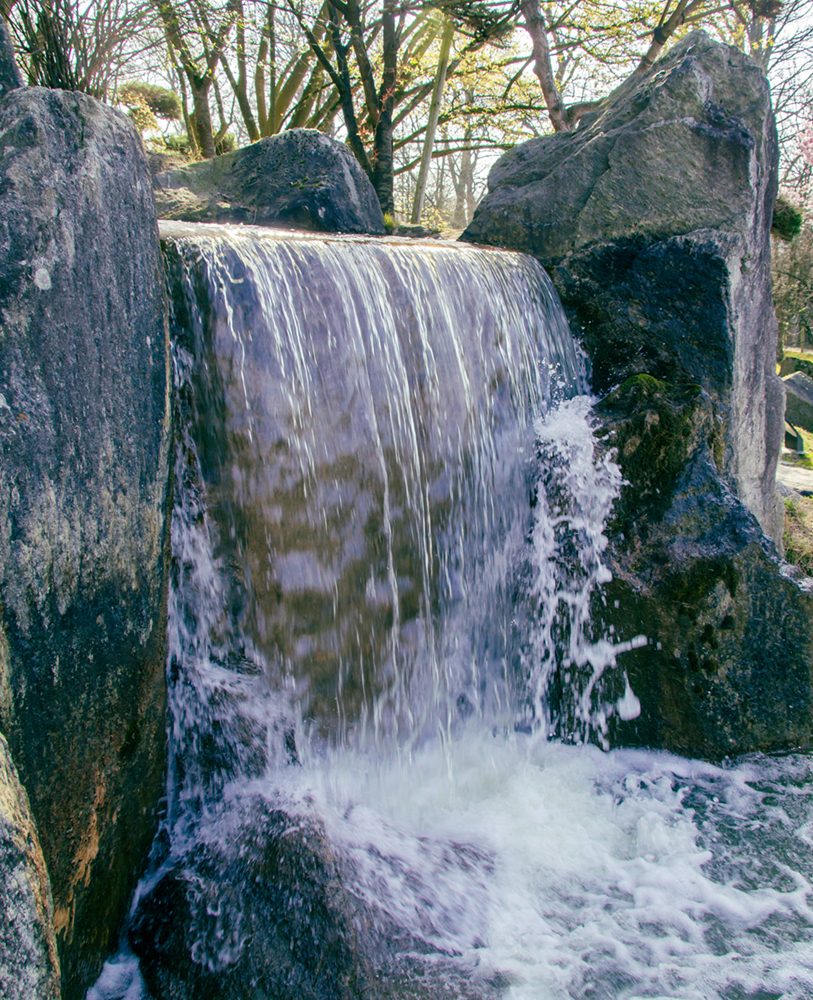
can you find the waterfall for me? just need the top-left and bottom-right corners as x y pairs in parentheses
(89, 225), (813, 1000)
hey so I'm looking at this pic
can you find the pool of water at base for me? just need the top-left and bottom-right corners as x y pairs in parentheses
(89, 735), (813, 1000)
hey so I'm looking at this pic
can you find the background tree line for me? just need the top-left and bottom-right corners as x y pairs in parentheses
(4, 0), (813, 340)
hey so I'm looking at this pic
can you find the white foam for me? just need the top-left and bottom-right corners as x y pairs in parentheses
(289, 736), (813, 999)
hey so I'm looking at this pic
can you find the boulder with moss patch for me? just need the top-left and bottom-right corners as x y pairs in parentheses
(589, 377), (813, 757)
(463, 32), (813, 757)
(784, 371), (813, 433)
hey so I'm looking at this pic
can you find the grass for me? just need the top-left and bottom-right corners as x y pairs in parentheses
(779, 418), (813, 468)
(784, 495), (813, 576)
(782, 452), (813, 469)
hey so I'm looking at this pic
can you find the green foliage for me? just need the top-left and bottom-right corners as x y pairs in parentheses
(119, 81), (182, 121)
(772, 205), (813, 351)
(783, 496), (813, 575)
(383, 212), (395, 233)
(164, 133), (193, 155)
(215, 133), (237, 155)
(126, 102), (158, 134)
(782, 452), (813, 470)
(772, 195), (803, 241)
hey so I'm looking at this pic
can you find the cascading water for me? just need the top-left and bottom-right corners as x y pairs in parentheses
(89, 224), (813, 1000)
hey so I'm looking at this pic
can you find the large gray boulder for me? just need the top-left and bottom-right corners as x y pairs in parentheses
(0, 733), (60, 1000)
(464, 31), (782, 545)
(0, 88), (171, 998)
(463, 33), (813, 758)
(784, 371), (813, 433)
(153, 129), (386, 234)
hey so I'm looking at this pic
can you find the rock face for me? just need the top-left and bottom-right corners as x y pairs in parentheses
(0, 88), (171, 998)
(129, 795), (497, 1000)
(0, 734), (60, 1000)
(784, 371), (813, 433)
(153, 129), (386, 234)
(130, 803), (373, 1000)
(463, 32), (813, 757)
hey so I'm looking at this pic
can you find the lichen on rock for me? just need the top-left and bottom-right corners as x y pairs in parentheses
(0, 733), (60, 1000)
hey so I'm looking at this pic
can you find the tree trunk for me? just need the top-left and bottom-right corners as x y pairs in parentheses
(189, 74), (215, 158)
(288, 61), (325, 128)
(633, 0), (702, 74)
(229, 0), (259, 141)
(411, 17), (454, 224)
(372, 0), (398, 214)
(267, 2), (277, 134)
(520, 0), (570, 131)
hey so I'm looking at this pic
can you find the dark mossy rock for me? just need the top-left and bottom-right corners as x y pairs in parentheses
(130, 803), (374, 1000)
(594, 376), (716, 529)
(462, 31), (782, 545)
(153, 129), (386, 235)
(591, 377), (813, 757)
(778, 355), (813, 378)
(460, 32), (811, 756)
(130, 795), (502, 1000)
(0, 88), (171, 998)
(0, 734), (60, 1000)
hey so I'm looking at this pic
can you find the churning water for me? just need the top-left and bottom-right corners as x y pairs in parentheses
(89, 225), (813, 1000)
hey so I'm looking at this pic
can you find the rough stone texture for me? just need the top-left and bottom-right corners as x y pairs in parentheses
(130, 803), (374, 1000)
(462, 33), (813, 757)
(153, 129), (386, 234)
(784, 371), (813, 433)
(146, 150), (189, 177)
(0, 20), (22, 99)
(0, 733), (60, 1000)
(463, 30), (783, 546)
(0, 88), (171, 998)
(129, 796), (499, 1000)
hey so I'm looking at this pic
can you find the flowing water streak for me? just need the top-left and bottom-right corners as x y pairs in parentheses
(159, 222), (589, 780)
(522, 396), (644, 747)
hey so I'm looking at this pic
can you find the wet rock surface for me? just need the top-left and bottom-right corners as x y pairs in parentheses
(0, 733), (60, 1000)
(130, 805), (374, 1000)
(0, 88), (171, 997)
(130, 796), (501, 1000)
(153, 129), (386, 234)
(462, 32), (812, 757)
(594, 377), (813, 757)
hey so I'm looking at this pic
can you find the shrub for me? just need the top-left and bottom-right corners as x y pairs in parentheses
(772, 202), (813, 352)
(215, 133), (237, 155)
(119, 81), (182, 122)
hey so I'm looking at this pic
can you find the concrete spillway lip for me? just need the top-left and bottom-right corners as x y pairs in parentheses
(158, 219), (497, 253)
(777, 461), (813, 497)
